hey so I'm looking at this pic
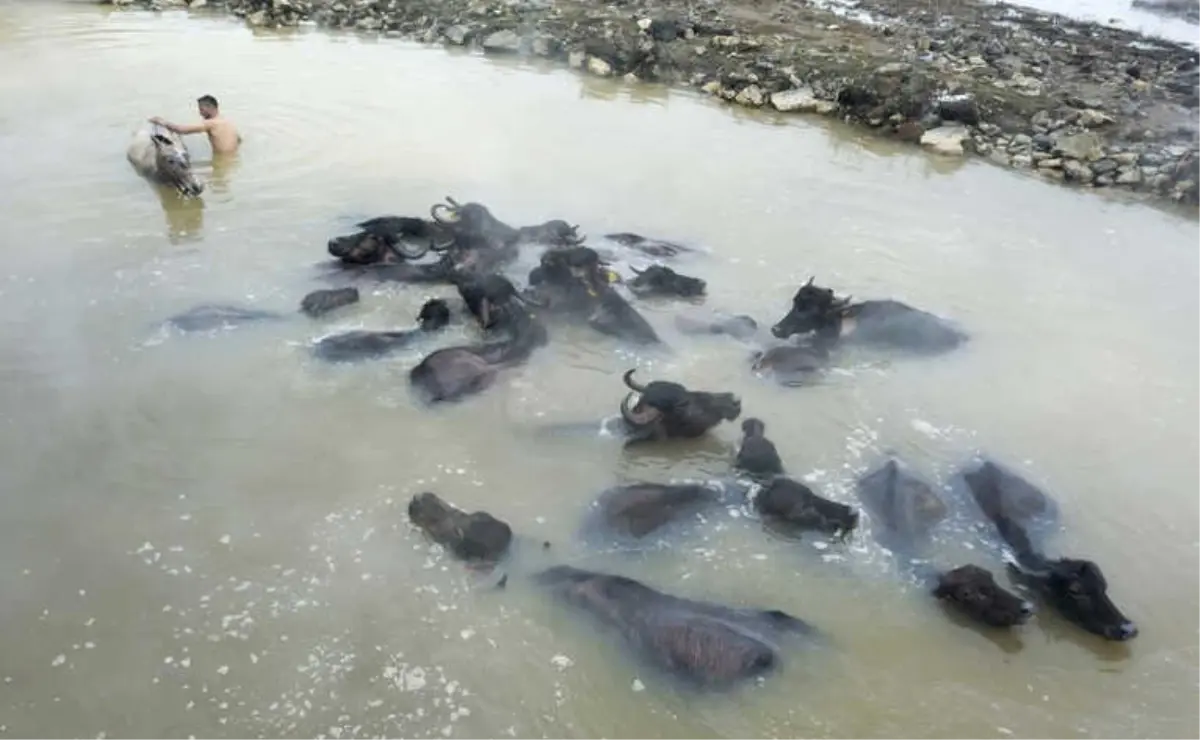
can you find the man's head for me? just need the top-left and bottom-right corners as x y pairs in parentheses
(197, 94), (219, 119)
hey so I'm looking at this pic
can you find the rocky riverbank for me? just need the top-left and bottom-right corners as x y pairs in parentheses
(105, 0), (1199, 208)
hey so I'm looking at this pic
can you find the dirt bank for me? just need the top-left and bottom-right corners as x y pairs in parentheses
(106, 0), (1199, 209)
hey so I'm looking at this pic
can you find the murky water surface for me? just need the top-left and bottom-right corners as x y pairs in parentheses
(0, 2), (1197, 738)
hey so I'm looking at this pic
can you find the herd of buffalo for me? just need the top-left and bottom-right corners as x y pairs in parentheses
(163, 195), (1139, 692)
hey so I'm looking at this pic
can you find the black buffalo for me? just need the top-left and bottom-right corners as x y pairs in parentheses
(327, 216), (440, 265)
(753, 477), (859, 540)
(407, 491), (513, 563)
(734, 418), (785, 480)
(409, 277), (548, 404)
(618, 369), (742, 444)
(674, 313), (759, 340)
(311, 298), (451, 363)
(961, 460), (1137, 641)
(627, 264), (707, 299)
(527, 247), (661, 345)
(856, 459), (1034, 630)
(750, 341), (832, 387)
(771, 277), (967, 354)
(603, 232), (694, 258)
(536, 565), (815, 689)
(582, 483), (725, 541)
(300, 287), (360, 317)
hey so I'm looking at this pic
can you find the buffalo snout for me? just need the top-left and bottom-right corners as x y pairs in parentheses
(1012, 557), (1137, 641)
(418, 298), (451, 331)
(934, 564), (1035, 628)
(407, 492), (513, 563)
(754, 477), (859, 539)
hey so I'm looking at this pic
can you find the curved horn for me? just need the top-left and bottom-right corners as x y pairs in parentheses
(388, 239), (431, 260)
(513, 290), (547, 309)
(478, 298), (492, 329)
(568, 232), (587, 246)
(445, 196), (461, 208)
(431, 233), (456, 252)
(622, 368), (647, 393)
(630, 265), (644, 275)
(620, 392), (661, 427)
(431, 203), (457, 224)
(805, 276), (815, 287)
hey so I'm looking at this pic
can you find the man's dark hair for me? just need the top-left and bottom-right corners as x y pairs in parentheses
(197, 94), (219, 109)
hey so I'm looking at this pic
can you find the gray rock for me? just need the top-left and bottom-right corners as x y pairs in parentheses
(443, 25), (469, 45)
(567, 50), (586, 69)
(1141, 151), (1166, 166)
(1032, 133), (1055, 152)
(920, 125), (969, 156)
(1111, 152), (1139, 166)
(586, 56), (613, 77)
(1053, 132), (1104, 162)
(876, 62), (911, 75)
(1091, 158), (1119, 176)
(771, 87), (836, 114)
(1116, 167), (1142, 185)
(1038, 158), (1063, 169)
(1077, 109), (1114, 127)
(1011, 153), (1033, 169)
(1063, 159), (1095, 183)
(1095, 175), (1114, 187)
(482, 29), (521, 53)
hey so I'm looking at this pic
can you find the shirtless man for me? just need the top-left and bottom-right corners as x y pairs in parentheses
(150, 94), (241, 155)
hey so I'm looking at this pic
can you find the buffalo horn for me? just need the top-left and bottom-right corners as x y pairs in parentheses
(622, 368), (647, 394)
(620, 392), (661, 426)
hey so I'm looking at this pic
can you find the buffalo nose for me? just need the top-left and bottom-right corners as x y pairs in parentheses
(1019, 601), (1036, 617)
(1113, 621), (1139, 640)
(770, 324), (787, 338)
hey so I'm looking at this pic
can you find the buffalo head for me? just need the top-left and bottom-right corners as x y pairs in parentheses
(771, 277), (853, 339)
(933, 564), (1035, 629)
(151, 129), (204, 198)
(628, 265), (707, 299)
(417, 298), (452, 332)
(1007, 555), (1137, 641)
(516, 219), (587, 247)
(407, 491), (513, 563)
(456, 273), (535, 331)
(754, 477), (859, 539)
(619, 368), (741, 442)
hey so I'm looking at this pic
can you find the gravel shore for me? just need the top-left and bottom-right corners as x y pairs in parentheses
(105, 0), (1199, 209)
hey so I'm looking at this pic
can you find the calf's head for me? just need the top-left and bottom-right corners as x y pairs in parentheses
(516, 219), (587, 247)
(619, 368), (741, 441)
(933, 564), (1034, 628)
(771, 277), (852, 339)
(456, 273), (526, 330)
(628, 265), (707, 298)
(417, 298), (451, 332)
(1008, 555), (1137, 641)
(151, 130), (204, 198)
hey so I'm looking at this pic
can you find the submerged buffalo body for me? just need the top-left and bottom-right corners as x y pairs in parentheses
(750, 342), (831, 387)
(604, 233), (694, 258)
(164, 304), (283, 333)
(312, 298), (451, 363)
(674, 313), (759, 340)
(959, 459), (1137, 641)
(771, 278), (967, 355)
(327, 216), (440, 265)
(618, 369), (741, 444)
(536, 565), (814, 689)
(408, 491), (513, 563)
(583, 483), (725, 542)
(410, 278), (548, 404)
(300, 287), (360, 317)
(127, 125), (204, 198)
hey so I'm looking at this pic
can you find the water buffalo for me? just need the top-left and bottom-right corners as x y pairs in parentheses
(753, 477), (859, 540)
(430, 196), (584, 251)
(311, 298), (451, 363)
(750, 341), (832, 387)
(300, 287), (360, 317)
(409, 290), (548, 404)
(771, 277), (967, 354)
(164, 304), (283, 333)
(627, 265), (707, 299)
(527, 247), (661, 345)
(603, 232), (694, 258)
(618, 369), (742, 444)
(932, 564), (1036, 628)
(456, 272), (536, 331)
(535, 565), (815, 689)
(674, 313), (759, 340)
(855, 458), (948, 555)
(407, 492), (513, 563)
(854, 460), (1033, 630)
(327, 216), (440, 265)
(582, 483), (725, 542)
(734, 418), (785, 480)
(960, 460), (1137, 641)
(127, 124), (204, 198)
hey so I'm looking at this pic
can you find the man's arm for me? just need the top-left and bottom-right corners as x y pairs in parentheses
(148, 117), (211, 135)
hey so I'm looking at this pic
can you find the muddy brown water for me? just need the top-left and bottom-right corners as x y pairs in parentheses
(1, 2), (1198, 738)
